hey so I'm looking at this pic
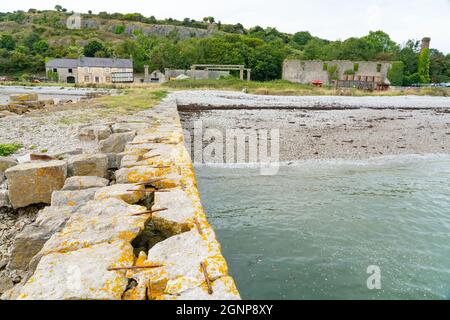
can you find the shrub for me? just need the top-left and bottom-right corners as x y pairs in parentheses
(387, 61), (404, 86)
(0, 143), (23, 156)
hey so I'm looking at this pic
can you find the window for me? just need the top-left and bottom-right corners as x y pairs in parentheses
(84, 67), (89, 72)
(105, 68), (110, 73)
(53, 68), (57, 73)
(68, 68), (72, 73)
(377, 64), (382, 72)
(353, 63), (359, 72)
(323, 63), (328, 71)
(105, 76), (111, 82)
(84, 75), (90, 82)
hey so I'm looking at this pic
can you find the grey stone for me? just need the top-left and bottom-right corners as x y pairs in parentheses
(38, 198), (149, 255)
(112, 122), (149, 133)
(5, 160), (67, 209)
(0, 157), (17, 172)
(94, 184), (145, 204)
(17, 241), (134, 300)
(77, 124), (111, 141)
(62, 176), (109, 191)
(67, 154), (108, 178)
(98, 131), (136, 154)
(0, 189), (9, 208)
(8, 206), (75, 271)
(0, 277), (14, 295)
(51, 188), (99, 207)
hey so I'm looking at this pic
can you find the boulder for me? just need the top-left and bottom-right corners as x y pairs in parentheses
(7, 206), (75, 270)
(131, 230), (229, 297)
(161, 276), (240, 300)
(5, 160), (67, 209)
(51, 188), (99, 207)
(17, 241), (134, 300)
(152, 188), (195, 235)
(76, 124), (111, 141)
(112, 122), (149, 133)
(10, 93), (38, 102)
(98, 132), (136, 154)
(62, 176), (109, 191)
(94, 184), (145, 204)
(0, 189), (10, 208)
(0, 277), (14, 296)
(38, 198), (149, 255)
(7, 104), (29, 114)
(0, 156), (17, 172)
(67, 154), (108, 178)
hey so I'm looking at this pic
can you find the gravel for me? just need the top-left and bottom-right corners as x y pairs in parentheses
(173, 90), (450, 109)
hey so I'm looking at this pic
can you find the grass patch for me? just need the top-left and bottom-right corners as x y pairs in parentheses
(93, 88), (168, 114)
(163, 78), (450, 97)
(0, 143), (23, 156)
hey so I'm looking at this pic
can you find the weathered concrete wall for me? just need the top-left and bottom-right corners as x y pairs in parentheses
(283, 60), (392, 84)
(3, 98), (239, 300)
(165, 69), (230, 80)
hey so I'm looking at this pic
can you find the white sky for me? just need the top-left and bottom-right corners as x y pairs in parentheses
(1, 0), (449, 53)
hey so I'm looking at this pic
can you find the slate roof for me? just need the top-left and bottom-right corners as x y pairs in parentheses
(46, 57), (133, 68)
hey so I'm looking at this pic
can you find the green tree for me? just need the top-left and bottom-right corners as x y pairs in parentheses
(83, 40), (106, 57)
(290, 31), (312, 49)
(0, 34), (16, 50)
(387, 61), (404, 86)
(54, 5), (63, 12)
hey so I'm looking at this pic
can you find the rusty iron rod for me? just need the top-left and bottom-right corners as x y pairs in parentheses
(131, 208), (168, 216)
(200, 262), (213, 295)
(135, 178), (164, 185)
(142, 154), (161, 160)
(194, 217), (203, 235)
(107, 264), (164, 271)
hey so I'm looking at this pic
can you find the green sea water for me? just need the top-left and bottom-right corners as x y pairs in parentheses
(195, 156), (450, 299)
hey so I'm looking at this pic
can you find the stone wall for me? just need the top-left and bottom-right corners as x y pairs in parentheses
(165, 69), (230, 80)
(283, 60), (392, 84)
(1, 98), (240, 300)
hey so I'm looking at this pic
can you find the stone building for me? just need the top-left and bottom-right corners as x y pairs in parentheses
(46, 57), (134, 84)
(66, 13), (82, 29)
(283, 60), (392, 85)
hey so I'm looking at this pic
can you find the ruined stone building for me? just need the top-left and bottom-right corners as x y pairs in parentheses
(66, 13), (82, 29)
(46, 57), (134, 84)
(282, 60), (392, 85)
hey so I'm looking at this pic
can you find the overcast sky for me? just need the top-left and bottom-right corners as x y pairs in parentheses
(2, 0), (449, 52)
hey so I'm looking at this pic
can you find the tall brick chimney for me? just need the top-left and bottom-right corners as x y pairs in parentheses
(421, 37), (431, 51)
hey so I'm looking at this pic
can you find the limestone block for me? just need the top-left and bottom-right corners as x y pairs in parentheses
(39, 198), (149, 255)
(112, 122), (150, 133)
(5, 160), (67, 209)
(98, 131), (136, 154)
(7, 206), (75, 270)
(10, 93), (38, 102)
(0, 156), (17, 172)
(94, 183), (145, 204)
(17, 241), (134, 300)
(62, 176), (109, 191)
(67, 154), (108, 178)
(152, 188), (195, 235)
(161, 276), (240, 300)
(115, 165), (184, 189)
(7, 104), (29, 114)
(76, 124), (111, 141)
(129, 230), (228, 297)
(51, 188), (99, 207)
